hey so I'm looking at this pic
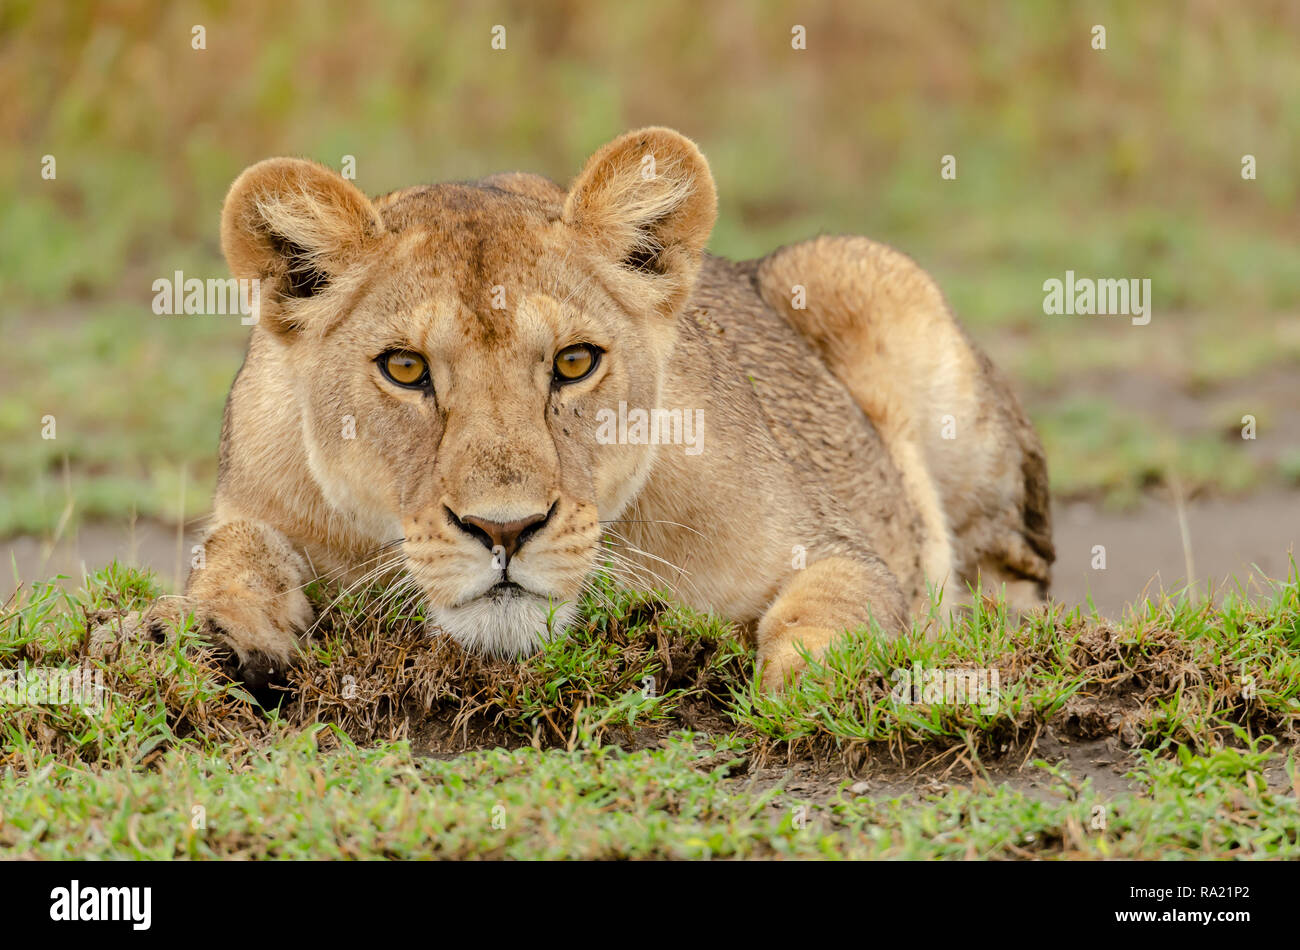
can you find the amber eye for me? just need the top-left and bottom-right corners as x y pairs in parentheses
(553, 343), (600, 383)
(378, 350), (430, 388)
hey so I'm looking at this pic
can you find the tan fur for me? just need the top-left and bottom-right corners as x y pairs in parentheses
(147, 128), (1053, 691)
(755, 237), (1054, 615)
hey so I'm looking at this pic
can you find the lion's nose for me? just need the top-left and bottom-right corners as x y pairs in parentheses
(448, 504), (554, 562)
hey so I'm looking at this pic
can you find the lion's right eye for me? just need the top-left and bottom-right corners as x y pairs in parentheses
(378, 350), (430, 389)
(553, 343), (600, 383)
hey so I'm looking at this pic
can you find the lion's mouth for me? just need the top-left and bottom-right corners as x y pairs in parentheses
(428, 576), (575, 658)
(448, 578), (542, 609)
(485, 580), (527, 600)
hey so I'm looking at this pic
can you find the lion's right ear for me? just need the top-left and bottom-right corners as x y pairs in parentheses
(221, 158), (383, 333)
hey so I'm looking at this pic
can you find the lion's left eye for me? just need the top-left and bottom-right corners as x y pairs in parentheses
(553, 343), (601, 383)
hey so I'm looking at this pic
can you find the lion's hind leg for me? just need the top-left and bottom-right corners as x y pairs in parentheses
(755, 235), (1053, 611)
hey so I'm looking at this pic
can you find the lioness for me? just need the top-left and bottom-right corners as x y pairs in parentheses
(148, 128), (1052, 691)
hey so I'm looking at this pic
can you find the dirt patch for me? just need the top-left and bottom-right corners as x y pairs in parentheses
(736, 608), (1299, 783)
(1028, 364), (1300, 462)
(1052, 489), (1298, 618)
(737, 734), (1143, 808)
(733, 733), (1298, 831)
(2, 520), (197, 597)
(284, 594), (745, 756)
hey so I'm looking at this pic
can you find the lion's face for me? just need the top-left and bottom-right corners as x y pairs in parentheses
(221, 130), (716, 654)
(293, 195), (673, 655)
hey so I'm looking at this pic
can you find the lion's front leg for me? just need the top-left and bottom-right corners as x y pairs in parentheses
(144, 518), (314, 689)
(755, 556), (908, 691)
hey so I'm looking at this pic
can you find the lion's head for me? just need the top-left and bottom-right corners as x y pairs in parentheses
(220, 129), (717, 654)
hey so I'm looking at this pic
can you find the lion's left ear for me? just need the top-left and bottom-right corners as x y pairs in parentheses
(563, 128), (717, 316)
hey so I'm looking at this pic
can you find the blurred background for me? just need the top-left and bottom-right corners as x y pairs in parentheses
(1, 0), (1297, 613)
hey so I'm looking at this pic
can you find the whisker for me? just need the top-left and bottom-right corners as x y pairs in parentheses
(599, 518), (707, 540)
(275, 537), (409, 602)
(602, 529), (692, 581)
(370, 571), (422, 619)
(595, 545), (683, 598)
(304, 552), (407, 636)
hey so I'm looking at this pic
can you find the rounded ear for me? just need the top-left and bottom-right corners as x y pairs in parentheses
(563, 127), (717, 316)
(221, 157), (384, 333)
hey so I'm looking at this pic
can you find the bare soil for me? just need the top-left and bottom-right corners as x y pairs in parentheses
(1052, 489), (1298, 617)
(737, 734), (1143, 807)
(7, 489), (1296, 619)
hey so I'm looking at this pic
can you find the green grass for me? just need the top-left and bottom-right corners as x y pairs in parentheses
(736, 579), (1300, 760)
(0, 729), (780, 860)
(4, 726), (1295, 859)
(2, 563), (1298, 858)
(1033, 396), (1263, 506)
(0, 302), (243, 535)
(834, 741), (1299, 859)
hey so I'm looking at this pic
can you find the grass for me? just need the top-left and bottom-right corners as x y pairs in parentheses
(0, 303), (241, 536)
(5, 727), (1295, 860)
(1033, 396), (1263, 506)
(835, 741), (1299, 859)
(0, 730), (775, 860)
(2, 562), (1298, 858)
(6, 2), (1299, 317)
(737, 579), (1300, 762)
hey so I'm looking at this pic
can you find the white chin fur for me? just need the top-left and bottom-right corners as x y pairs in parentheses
(428, 593), (576, 657)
